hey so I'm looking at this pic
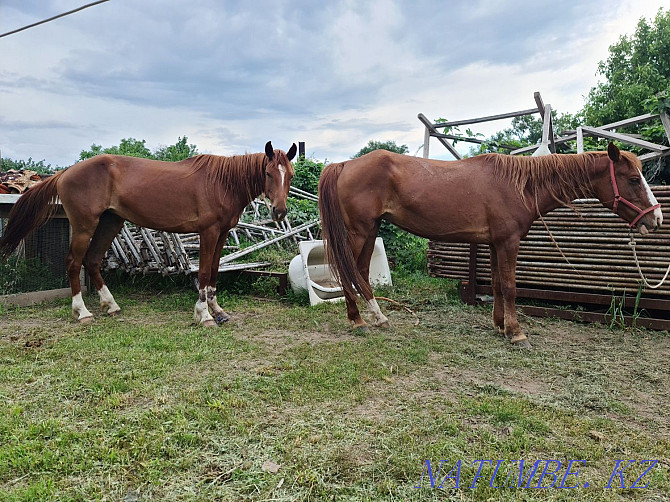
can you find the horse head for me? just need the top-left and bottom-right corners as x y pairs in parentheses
(595, 143), (663, 235)
(264, 141), (297, 222)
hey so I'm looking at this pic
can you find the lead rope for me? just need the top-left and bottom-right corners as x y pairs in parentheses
(628, 231), (670, 289)
(537, 213), (583, 275)
(535, 190), (584, 275)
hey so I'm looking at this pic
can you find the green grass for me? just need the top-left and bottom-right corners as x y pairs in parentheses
(0, 272), (668, 501)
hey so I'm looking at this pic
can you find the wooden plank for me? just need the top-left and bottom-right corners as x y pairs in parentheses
(430, 132), (518, 151)
(429, 108), (538, 128)
(423, 123), (430, 159)
(0, 286), (84, 307)
(518, 305), (670, 331)
(581, 126), (669, 152)
(476, 285), (670, 311)
(534, 91), (545, 119)
(576, 126), (584, 153)
(417, 113), (462, 159)
(660, 111), (670, 140)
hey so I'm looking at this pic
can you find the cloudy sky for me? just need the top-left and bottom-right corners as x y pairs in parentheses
(0, 0), (664, 167)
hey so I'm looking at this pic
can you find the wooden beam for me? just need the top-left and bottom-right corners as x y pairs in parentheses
(576, 126), (584, 154)
(0, 287), (84, 307)
(417, 113), (462, 159)
(430, 132), (518, 151)
(423, 123), (430, 159)
(534, 91), (545, 119)
(660, 111), (670, 141)
(580, 126), (670, 152)
(429, 108), (539, 129)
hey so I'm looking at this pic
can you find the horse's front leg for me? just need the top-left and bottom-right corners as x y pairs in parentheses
(207, 231), (231, 325)
(489, 245), (505, 334)
(493, 239), (530, 348)
(194, 228), (217, 327)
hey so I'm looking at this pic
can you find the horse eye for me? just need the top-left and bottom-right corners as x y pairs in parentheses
(629, 177), (640, 185)
(266, 172), (272, 178)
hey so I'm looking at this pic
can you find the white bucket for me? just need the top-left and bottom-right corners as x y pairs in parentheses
(288, 238), (392, 305)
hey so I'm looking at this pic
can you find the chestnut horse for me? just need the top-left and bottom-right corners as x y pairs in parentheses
(318, 143), (662, 347)
(0, 141), (297, 326)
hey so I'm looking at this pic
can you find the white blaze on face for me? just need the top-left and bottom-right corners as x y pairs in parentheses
(278, 164), (286, 187)
(640, 170), (663, 227)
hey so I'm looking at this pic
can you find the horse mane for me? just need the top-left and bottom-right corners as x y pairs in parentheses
(185, 152), (269, 204)
(488, 151), (617, 207)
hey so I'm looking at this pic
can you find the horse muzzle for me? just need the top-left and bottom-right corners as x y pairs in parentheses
(637, 208), (663, 235)
(271, 206), (287, 222)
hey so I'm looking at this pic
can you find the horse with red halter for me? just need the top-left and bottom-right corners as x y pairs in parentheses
(318, 143), (662, 347)
(0, 141), (297, 326)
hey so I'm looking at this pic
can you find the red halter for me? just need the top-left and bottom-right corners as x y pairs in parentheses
(609, 160), (660, 228)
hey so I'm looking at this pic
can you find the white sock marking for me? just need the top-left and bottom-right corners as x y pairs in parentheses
(206, 286), (223, 313)
(194, 288), (214, 324)
(98, 285), (120, 314)
(366, 298), (389, 326)
(72, 292), (93, 321)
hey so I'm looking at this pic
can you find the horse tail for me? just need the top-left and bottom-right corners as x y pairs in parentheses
(318, 162), (373, 300)
(0, 172), (63, 260)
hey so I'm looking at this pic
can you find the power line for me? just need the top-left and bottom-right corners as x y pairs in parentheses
(0, 0), (110, 39)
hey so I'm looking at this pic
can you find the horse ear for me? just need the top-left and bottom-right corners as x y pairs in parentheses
(265, 141), (274, 160)
(607, 142), (620, 163)
(287, 143), (297, 161)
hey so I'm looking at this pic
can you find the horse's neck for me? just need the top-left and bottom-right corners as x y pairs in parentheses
(533, 154), (607, 216)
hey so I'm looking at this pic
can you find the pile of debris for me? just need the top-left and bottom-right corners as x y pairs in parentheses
(0, 170), (42, 194)
(102, 189), (320, 283)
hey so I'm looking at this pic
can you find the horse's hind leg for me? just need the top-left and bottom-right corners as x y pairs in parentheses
(66, 228), (96, 322)
(83, 211), (124, 315)
(357, 227), (389, 328)
(344, 225), (383, 331)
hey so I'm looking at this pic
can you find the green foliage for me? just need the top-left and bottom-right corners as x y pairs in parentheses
(287, 198), (319, 227)
(0, 256), (66, 295)
(291, 157), (323, 194)
(0, 157), (59, 174)
(378, 222), (427, 273)
(352, 140), (409, 158)
(79, 137), (153, 161)
(154, 136), (199, 162)
(583, 8), (670, 127)
(78, 136), (198, 162)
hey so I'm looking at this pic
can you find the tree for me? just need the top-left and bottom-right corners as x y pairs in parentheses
(0, 157), (58, 174)
(154, 136), (199, 162)
(79, 138), (153, 161)
(78, 136), (198, 162)
(352, 140), (409, 158)
(583, 8), (670, 128)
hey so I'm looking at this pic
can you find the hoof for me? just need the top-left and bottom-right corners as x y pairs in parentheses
(79, 316), (94, 324)
(376, 321), (391, 329)
(352, 325), (369, 335)
(511, 335), (531, 349)
(107, 310), (120, 317)
(215, 312), (230, 324)
(202, 319), (216, 328)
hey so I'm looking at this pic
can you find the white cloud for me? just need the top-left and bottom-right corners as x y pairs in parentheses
(0, 0), (666, 166)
